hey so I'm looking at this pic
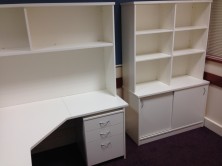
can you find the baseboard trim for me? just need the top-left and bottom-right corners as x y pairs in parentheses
(139, 123), (203, 145)
(204, 117), (222, 136)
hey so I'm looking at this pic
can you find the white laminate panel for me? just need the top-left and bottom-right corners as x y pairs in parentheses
(85, 134), (124, 166)
(63, 90), (127, 118)
(140, 93), (173, 137)
(0, 98), (70, 166)
(84, 112), (123, 132)
(84, 123), (123, 143)
(172, 85), (208, 129)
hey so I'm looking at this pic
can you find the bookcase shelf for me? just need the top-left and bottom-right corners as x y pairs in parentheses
(175, 25), (208, 31)
(136, 53), (171, 62)
(173, 48), (205, 57)
(136, 29), (173, 35)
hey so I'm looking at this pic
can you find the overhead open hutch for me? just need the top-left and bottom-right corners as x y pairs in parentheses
(0, 3), (127, 166)
(122, 0), (212, 145)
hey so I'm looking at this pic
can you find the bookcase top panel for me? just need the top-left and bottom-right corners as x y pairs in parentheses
(0, 2), (115, 8)
(122, 0), (212, 5)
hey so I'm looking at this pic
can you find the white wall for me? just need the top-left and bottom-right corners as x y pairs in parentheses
(204, 61), (222, 136)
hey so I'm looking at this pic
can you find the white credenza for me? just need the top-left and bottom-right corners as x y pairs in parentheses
(0, 3), (127, 166)
(121, 0), (211, 145)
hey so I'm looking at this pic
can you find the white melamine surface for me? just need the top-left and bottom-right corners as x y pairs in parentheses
(173, 48), (205, 56)
(140, 93), (173, 137)
(84, 111), (123, 132)
(175, 25), (207, 31)
(0, 91), (127, 166)
(136, 53), (171, 62)
(0, 99), (70, 166)
(126, 1), (212, 5)
(0, 3), (115, 8)
(63, 90), (128, 118)
(136, 29), (173, 35)
(85, 123), (123, 143)
(0, 42), (113, 57)
(172, 85), (208, 129)
(86, 134), (124, 166)
(135, 81), (171, 97)
(171, 75), (208, 89)
(135, 76), (209, 98)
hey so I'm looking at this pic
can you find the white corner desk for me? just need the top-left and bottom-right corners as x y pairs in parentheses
(0, 2), (127, 165)
(0, 90), (127, 166)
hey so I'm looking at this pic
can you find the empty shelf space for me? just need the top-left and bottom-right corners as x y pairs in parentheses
(135, 81), (171, 97)
(135, 4), (174, 32)
(173, 48), (205, 57)
(174, 29), (208, 54)
(136, 53), (171, 62)
(136, 29), (173, 35)
(0, 8), (30, 53)
(171, 75), (209, 90)
(26, 5), (114, 50)
(136, 32), (173, 56)
(175, 3), (211, 28)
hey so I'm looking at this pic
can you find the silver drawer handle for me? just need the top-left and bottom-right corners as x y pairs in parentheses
(100, 131), (111, 138)
(203, 87), (206, 95)
(101, 142), (111, 149)
(99, 120), (110, 127)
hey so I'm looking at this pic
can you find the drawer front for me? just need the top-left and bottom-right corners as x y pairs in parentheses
(85, 123), (123, 143)
(84, 112), (123, 132)
(86, 134), (124, 166)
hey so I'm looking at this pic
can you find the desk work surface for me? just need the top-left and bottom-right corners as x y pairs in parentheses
(0, 90), (127, 166)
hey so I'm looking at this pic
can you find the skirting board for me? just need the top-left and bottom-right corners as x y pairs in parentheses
(139, 123), (204, 146)
(204, 117), (222, 136)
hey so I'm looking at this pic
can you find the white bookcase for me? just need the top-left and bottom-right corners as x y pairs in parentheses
(0, 3), (127, 166)
(122, 0), (211, 145)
